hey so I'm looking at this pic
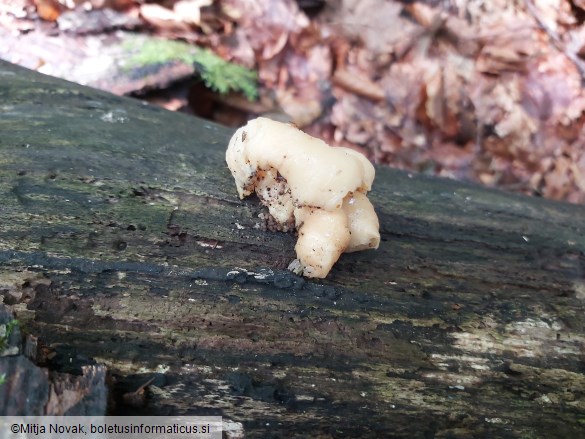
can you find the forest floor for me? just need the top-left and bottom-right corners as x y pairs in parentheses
(2, 0), (585, 204)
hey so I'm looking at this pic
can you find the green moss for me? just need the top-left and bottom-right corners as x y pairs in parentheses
(0, 373), (5, 386)
(0, 319), (18, 352)
(125, 38), (258, 101)
(191, 48), (258, 101)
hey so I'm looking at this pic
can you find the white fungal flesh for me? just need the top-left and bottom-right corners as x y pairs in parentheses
(226, 117), (380, 278)
(342, 192), (380, 252)
(294, 207), (350, 278)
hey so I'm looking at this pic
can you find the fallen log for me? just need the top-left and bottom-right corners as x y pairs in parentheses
(0, 60), (584, 438)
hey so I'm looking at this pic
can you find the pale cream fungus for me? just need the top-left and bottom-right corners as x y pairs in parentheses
(226, 117), (380, 278)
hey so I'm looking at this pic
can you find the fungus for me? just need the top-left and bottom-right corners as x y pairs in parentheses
(226, 117), (380, 278)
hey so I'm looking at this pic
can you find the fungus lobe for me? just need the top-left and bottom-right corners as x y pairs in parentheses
(226, 117), (380, 278)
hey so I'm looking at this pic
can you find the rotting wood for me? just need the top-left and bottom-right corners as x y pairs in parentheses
(0, 60), (585, 438)
(0, 304), (108, 415)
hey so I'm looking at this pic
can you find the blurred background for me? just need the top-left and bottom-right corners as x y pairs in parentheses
(2, 0), (585, 203)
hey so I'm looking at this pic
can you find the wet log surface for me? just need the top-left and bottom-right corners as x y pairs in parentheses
(1, 60), (585, 438)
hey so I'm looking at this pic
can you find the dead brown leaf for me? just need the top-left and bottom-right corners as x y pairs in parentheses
(477, 31), (537, 74)
(220, 0), (308, 60)
(34, 0), (63, 21)
(140, 3), (192, 32)
(333, 68), (384, 102)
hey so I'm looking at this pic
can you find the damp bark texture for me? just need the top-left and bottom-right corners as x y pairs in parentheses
(1, 60), (585, 437)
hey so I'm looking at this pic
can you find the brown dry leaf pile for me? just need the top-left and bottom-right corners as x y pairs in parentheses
(3, 0), (585, 203)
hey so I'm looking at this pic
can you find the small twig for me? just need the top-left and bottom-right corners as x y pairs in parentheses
(122, 377), (155, 407)
(135, 377), (155, 394)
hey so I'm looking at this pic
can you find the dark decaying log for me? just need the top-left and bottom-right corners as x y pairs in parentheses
(0, 60), (585, 438)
